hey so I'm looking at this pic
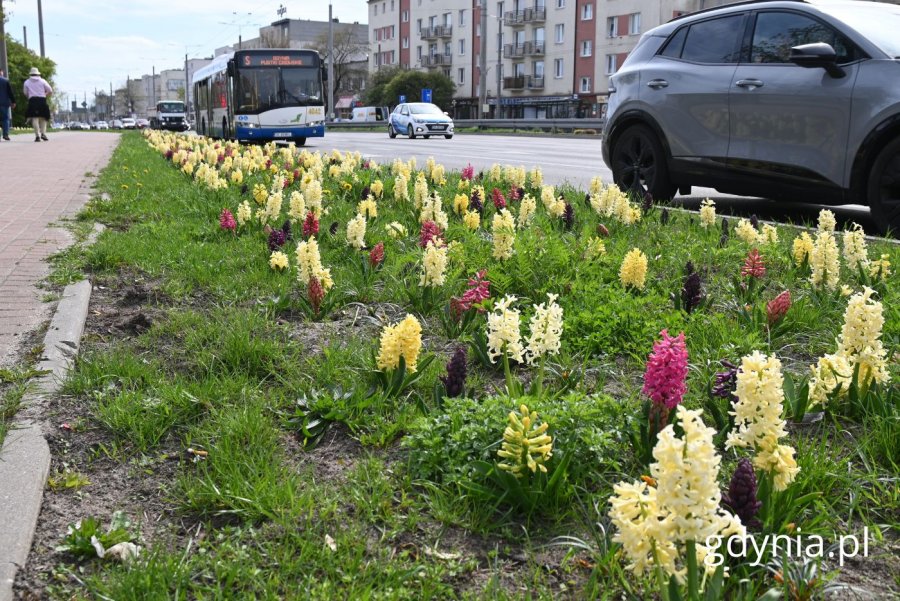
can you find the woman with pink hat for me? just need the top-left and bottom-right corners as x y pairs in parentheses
(23, 67), (53, 142)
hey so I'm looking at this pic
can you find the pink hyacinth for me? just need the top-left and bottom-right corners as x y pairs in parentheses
(369, 242), (385, 267)
(461, 163), (475, 181)
(741, 248), (766, 279)
(419, 221), (444, 248)
(308, 276), (324, 315)
(766, 290), (791, 325)
(302, 211), (319, 239)
(219, 208), (236, 232)
(641, 329), (689, 410)
(491, 188), (506, 210)
(451, 269), (491, 318)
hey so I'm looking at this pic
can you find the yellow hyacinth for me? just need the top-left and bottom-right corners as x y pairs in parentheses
(792, 232), (814, 267)
(463, 210), (480, 231)
(810, 231), (840, 291)
(420, 241), (448, 287)
(699, 198), (716, 228)
(491, 209), (516, 260)
(253, 183), (268, 205)
(619, 248), (648, 291)
(358, 198), (378, 219)
(370, 179), (384, 198)
(346, 214), (367, 249)
(735, 219), (760, 244)
(496, 404), (553, 477)
(453, 193), (469, 215)
(376, 314), (423, 373)
(269, 251), (289, 271)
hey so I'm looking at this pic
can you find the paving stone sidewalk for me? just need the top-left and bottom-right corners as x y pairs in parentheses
(0, 131), (119, 368)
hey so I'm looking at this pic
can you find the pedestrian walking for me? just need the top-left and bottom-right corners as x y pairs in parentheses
(23, 67), (52, 142)
(0, 70), (15, 141)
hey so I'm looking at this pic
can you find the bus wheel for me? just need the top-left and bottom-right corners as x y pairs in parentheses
(294, 137), (306, 147)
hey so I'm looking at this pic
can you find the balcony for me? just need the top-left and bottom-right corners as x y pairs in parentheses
(503, 10), (526, 27)
(527, 75), (545, 89)
(423, 53), (453, 67)
(420, 25), (453, 40)
(525, 7), (546, 23)
(526, 41), (545, 56)
(503, 76), (526, 90)
(503, 43), (527, 59)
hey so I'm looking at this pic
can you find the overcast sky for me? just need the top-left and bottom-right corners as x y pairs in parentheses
(5, 0), (369, 100)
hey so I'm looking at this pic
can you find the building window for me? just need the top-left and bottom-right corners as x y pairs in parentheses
(556, 0), (565, 7)
(581, 3), (593, 20)
(580, 76), (591, 93)
(476, 23), (481, 36)
(554, 58), (563, 78)
(390, 25), (395, 39)
(555, 23), (564, 43)
(443, 68), (451, 78)
(629, 13), (641, 35)
(402, 10), (409, 22)
(458, 67), (465, 84)
(403, 37), (409, 49)
(606, 54), (617, 74)
(607, 16), (618, 37)
(459, 39), (466, 55)
(534, 60), (544, 77)
(459, 9), (466, 26)
(417, 19), (422, 34)
(373, 4), (378, 15)
(581, 40), (592, 57)
(417, 45), (423, 60)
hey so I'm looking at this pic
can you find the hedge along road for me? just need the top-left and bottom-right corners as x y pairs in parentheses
(309, 131), (878, 234)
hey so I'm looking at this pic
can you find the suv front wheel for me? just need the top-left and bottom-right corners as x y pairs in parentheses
(610, 124), (676, 201)
(867, 137), (900, 235)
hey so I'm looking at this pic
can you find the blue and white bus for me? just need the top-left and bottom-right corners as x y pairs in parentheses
(192, 48), (326, 145)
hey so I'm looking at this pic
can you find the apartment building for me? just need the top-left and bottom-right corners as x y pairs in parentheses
(369, 0), (733, 118)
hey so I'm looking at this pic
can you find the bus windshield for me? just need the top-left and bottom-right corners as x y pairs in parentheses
(157, 102), (184, 113)
(235, 67), (322, 113)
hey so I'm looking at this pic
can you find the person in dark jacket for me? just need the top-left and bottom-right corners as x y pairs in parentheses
(0, 70), (15, 141)
(23, 67), (53, 142)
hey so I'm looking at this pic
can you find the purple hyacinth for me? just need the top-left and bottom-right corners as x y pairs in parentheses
(329, 221), (339, 235)
(641, 192), (653, 214)
(660, 208), (670, 225)
(360, 185), (371, 200)
(750, 214), (760, 230)
(722, 458), (762, 529)
(268, 229), (287, 251)
(281, 219), (293, 241)
(719, 231), (729, 248)
(712, 360), (739, 403)
(563, 202), (575, 230)
(681, 262), (703, 313)
(439, 347), (468, 398)
(470, 189), (483, 214)
(721, 217), (729, 234)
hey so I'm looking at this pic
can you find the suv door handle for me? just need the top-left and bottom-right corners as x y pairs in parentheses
(646, 79), (668, 89)
(736, 79), (764, 89)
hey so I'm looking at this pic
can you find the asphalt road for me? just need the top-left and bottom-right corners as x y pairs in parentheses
(306, 131), (878, 234)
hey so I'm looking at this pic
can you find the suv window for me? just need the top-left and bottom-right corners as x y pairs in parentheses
(749, 11), (857, 63)
(661, 15), (744, 63)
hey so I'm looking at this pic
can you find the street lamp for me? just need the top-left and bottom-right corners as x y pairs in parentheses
(478, 3), (505, 119)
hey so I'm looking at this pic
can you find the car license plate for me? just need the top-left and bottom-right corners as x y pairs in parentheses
(274, 132), (291, 138)
(432, 125), (446, 130)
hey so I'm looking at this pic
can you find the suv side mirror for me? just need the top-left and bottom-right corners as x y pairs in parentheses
(790, 43), (845, 78)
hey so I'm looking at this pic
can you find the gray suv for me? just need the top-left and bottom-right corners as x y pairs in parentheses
(602, 0), (900, 234)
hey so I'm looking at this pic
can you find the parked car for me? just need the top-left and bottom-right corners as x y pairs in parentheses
(111, 119), (124, 129)
(136, 118), (150, 129)
(121, 118), (137, 129)
(94, 121), (109, 130)
(602, 0), (900, 234)
(388, 103), (454, 139)
(68, 122), (86, 130)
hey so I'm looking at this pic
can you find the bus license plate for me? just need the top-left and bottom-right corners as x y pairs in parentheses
(274, 132), (292, 138)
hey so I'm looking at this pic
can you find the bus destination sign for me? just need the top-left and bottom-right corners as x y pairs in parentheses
(242, 54), (307, 67)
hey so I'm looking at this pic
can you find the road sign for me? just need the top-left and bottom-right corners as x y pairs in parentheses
(421, 88), (432, 103)
(399, 95), (406, 103)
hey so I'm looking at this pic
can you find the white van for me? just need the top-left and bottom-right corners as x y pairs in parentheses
(351, 106), (390, 122)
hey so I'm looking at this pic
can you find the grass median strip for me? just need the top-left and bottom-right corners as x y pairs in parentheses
(17, 131), (899, 599)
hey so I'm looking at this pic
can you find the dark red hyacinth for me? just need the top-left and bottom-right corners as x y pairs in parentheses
(722, 458), (763, 529)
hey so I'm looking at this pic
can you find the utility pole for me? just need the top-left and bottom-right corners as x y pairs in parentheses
(0, 0), (8, 77)
(496, 15), (502, 119)
(37, 0), (45, 57)
(479, 1), (487, 117)
(23, 26), (27, 50)
(184, 53), (189, 112)
(151, 65), (156, 110)
(327, 3), (334, 121)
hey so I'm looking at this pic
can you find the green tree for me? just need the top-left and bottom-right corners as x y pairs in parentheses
(363, 69), (455, 110)
(4, 34), (56, 126)
(360, 66), (403, 108)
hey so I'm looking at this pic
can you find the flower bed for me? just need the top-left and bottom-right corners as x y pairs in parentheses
(18, 130), (899, 599)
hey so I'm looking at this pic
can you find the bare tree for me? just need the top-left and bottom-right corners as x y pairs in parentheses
(258, 30), (291, 49)
(311, 25), (369, 99)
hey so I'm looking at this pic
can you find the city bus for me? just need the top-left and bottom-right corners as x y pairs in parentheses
(191, 48), (326, 145)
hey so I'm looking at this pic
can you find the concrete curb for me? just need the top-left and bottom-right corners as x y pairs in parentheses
(0, 275), (94, 601)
